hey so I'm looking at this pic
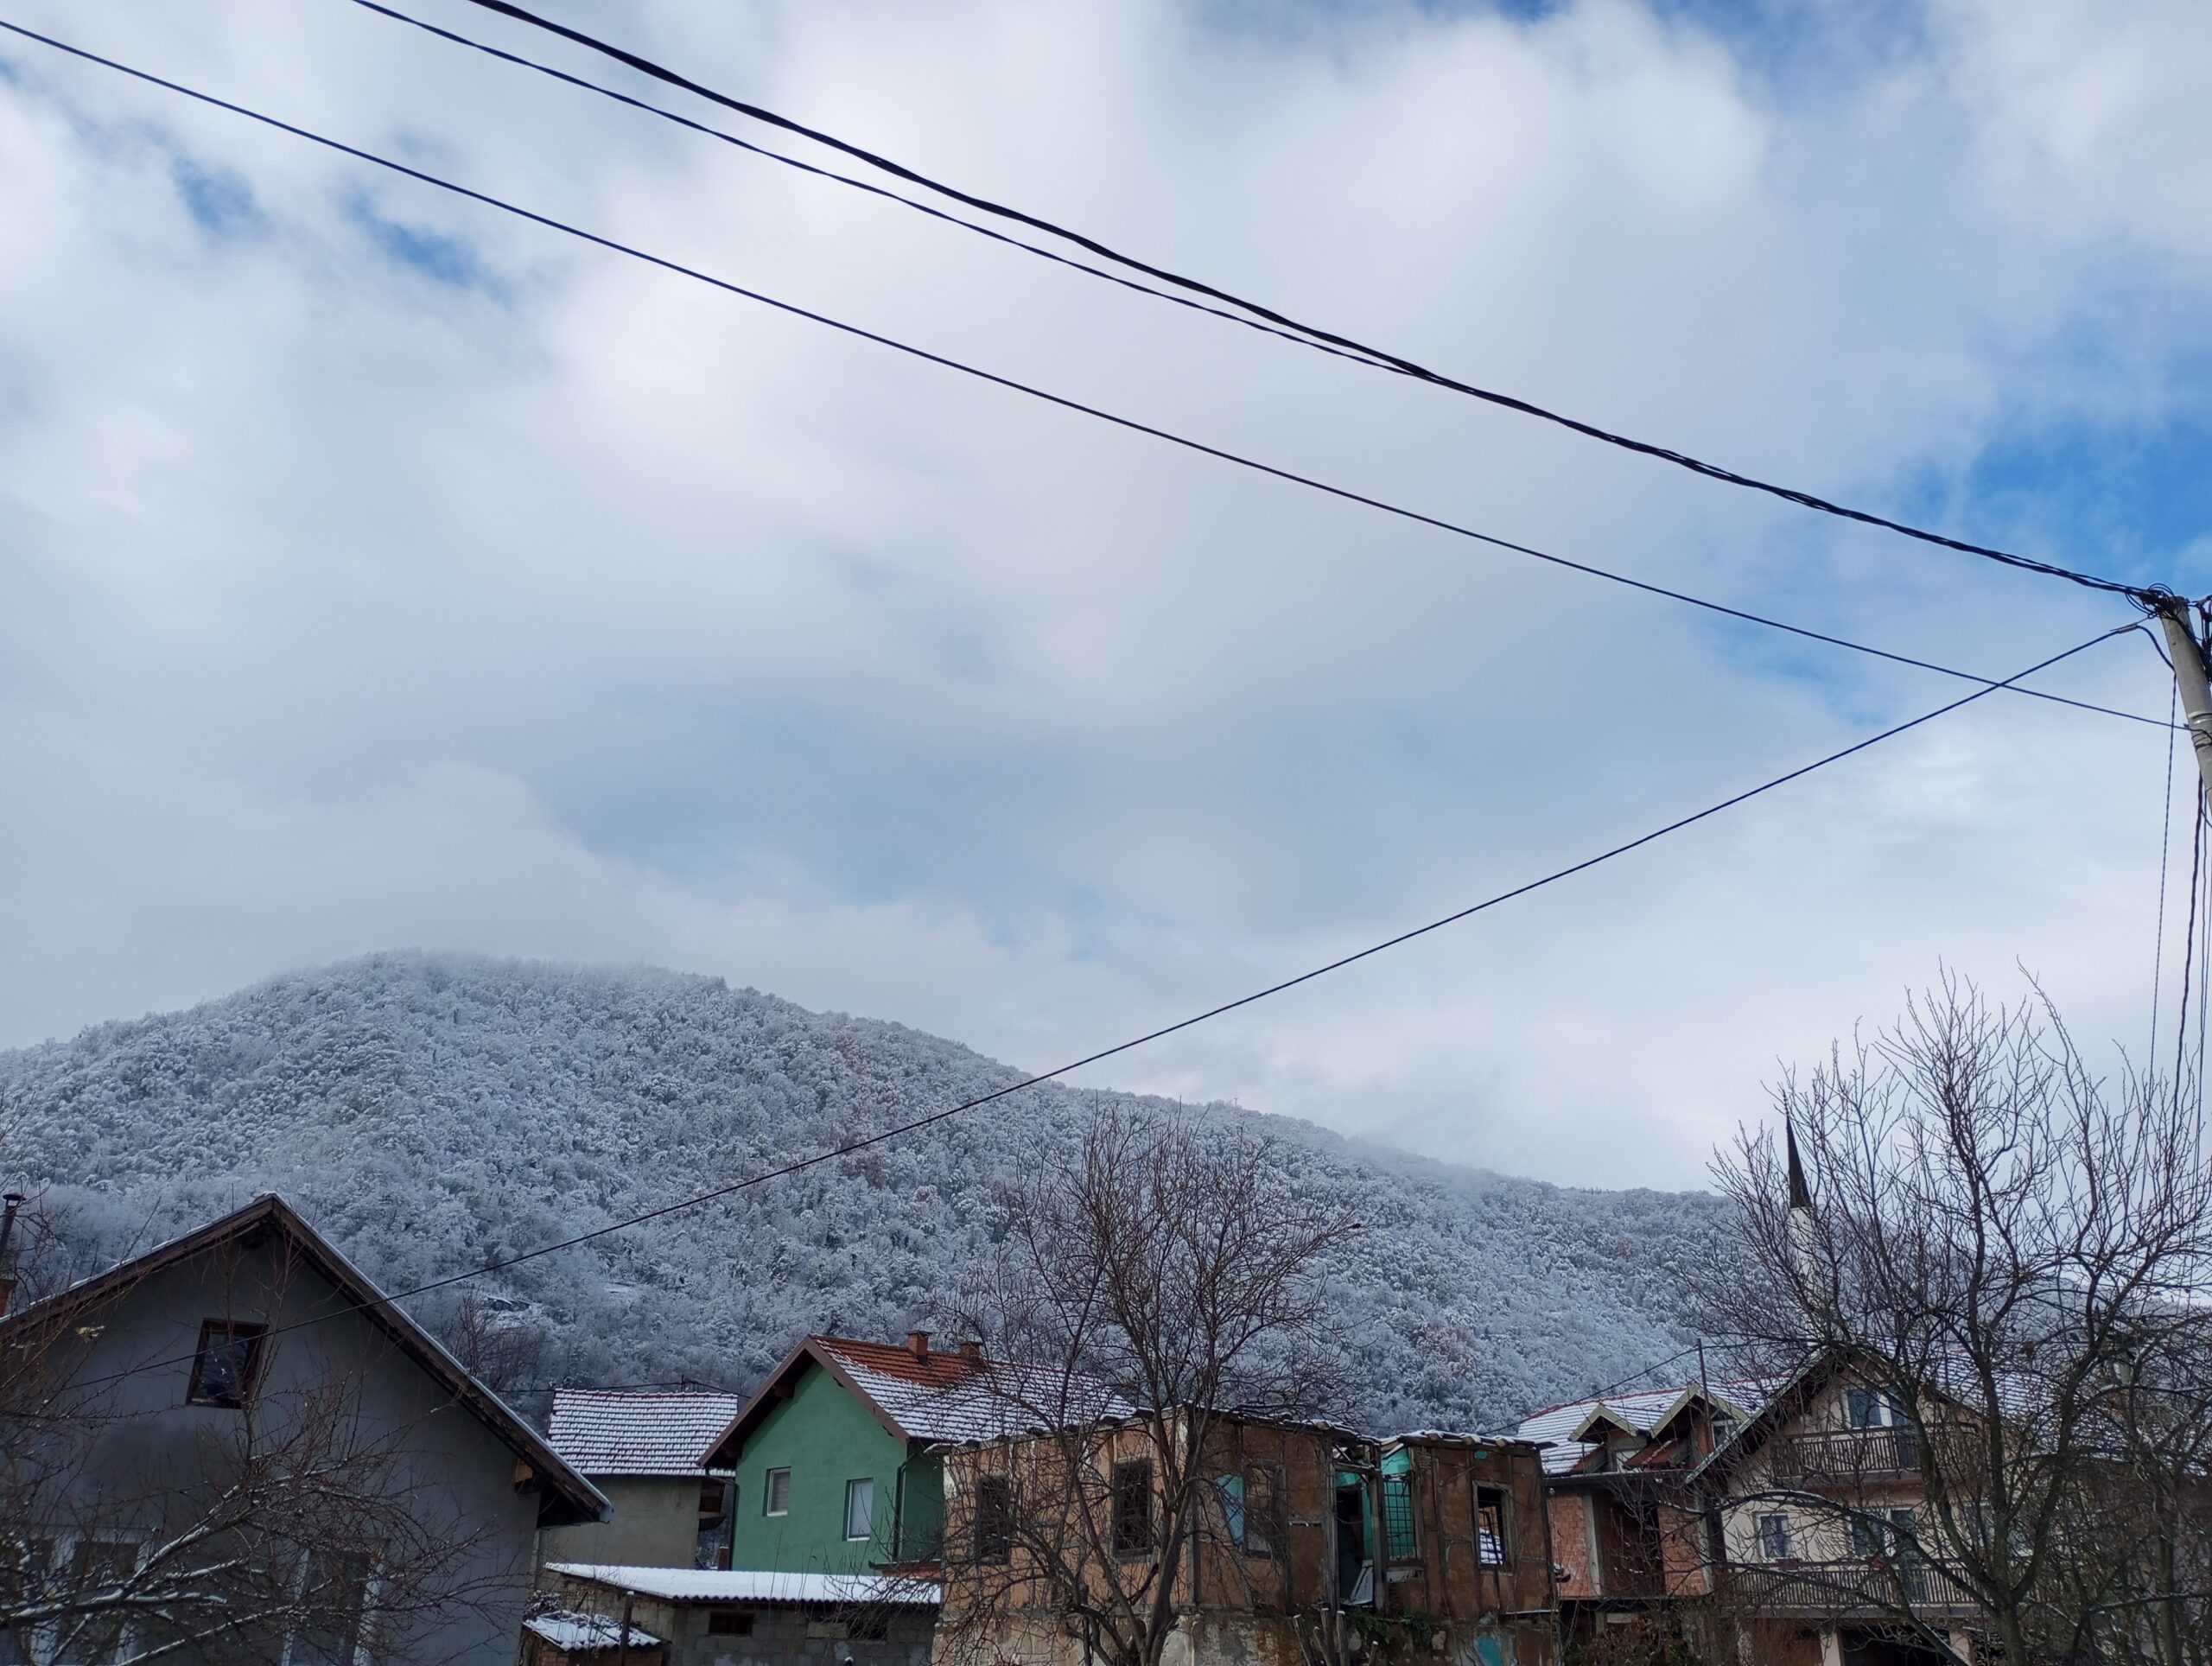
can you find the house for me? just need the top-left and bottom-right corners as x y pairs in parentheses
(543, 1388), (747, 1570)
(0, 1193), (607, 1666)
(1515, 1355), (2037, 1666)
(934, 1408), (1560, 1666)
(532, 1562), (941, 1666)
(699, 1332), (1108, 1576)
(1694, 1355), (1994, 1666)
(1515, 1378), (1782, 1653)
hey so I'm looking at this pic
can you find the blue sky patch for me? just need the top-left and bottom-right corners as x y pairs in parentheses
(171, 156), (265, 240)
(344, 188), (508, 299)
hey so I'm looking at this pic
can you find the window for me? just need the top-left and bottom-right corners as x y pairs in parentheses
(1243, 1467), (1285, 1559)
(1476, 1486), (1510, 1568)
(68, 1539), (142, 1664)
(1382, 1472), (1418, 1563)
(1111, 1459), (1155, 1556)
(696, 1478), (734, 1570)
(1756, 1512), (1794, 1562)
(975, 1474), (1014, 1564)
(290, 1550), (372, 1666)
(845, 1478), (876, 1542)
(186, 1320), (266, 1408)
(1709, 1414), (1738, 1450)
(706, 1611), (753, 1637)
(1843, 1386), (1901, 1428)
(764, 1467), (791, 1517)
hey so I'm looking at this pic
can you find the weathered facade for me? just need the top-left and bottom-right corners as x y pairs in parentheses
(537, 1563), (940, 1666)
(935, 1410), (1558, 1666)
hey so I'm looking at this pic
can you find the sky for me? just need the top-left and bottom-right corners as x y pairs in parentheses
(3, 0), (2211, 1192)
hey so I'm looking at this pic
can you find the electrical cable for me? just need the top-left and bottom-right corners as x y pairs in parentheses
(2151, 678), (2179, 1071)
(31, 624), (2135, 1398)
(0, 18), (2170, 735)
(2175, 787), (2202, 1104)
(392, 0), (2150, 602)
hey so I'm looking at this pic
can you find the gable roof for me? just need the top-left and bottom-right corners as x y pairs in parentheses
(549, 1389), (743, 1478)
(1516, 1378), (1785, 1476)
(0, 1193), (608, 1528)
(702, 1335), (1130, 1467)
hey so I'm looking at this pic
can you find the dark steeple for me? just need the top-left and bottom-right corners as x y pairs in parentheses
(1784, 1117), (1813, 1211)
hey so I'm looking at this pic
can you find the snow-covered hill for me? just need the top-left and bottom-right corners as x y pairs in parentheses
(0, 953), (1717, 1431)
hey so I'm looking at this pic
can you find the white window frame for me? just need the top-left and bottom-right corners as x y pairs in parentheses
(844, 1478), (875, 1542)
(764, 1467), (791, 1517)
(1755, 1511), (1794, 1562)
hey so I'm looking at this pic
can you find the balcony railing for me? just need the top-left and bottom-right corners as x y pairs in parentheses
(1767, 1425), (1960, 1484)
(1721, 1558), (1980, 1618)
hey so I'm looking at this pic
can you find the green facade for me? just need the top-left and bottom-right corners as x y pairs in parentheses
(725, 1359), (944, 1574)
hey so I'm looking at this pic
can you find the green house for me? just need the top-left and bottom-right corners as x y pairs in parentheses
(701, 1332), (1007, 1574)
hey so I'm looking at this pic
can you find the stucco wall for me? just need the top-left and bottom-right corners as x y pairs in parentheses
(727, 1363), (915, 1574)
(29, 1232), (548, 1666)
(543, 1475), (707, 1570)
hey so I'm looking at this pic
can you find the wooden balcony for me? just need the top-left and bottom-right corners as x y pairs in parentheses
(1766, 1425), (1953, 1484)
(1720, 1558), (1980, 1619)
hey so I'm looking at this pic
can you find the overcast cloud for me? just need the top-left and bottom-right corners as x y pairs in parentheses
(3, 0), (2209, 1189)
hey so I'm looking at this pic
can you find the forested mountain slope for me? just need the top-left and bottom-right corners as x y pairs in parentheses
(0, 954), (1718, 1432)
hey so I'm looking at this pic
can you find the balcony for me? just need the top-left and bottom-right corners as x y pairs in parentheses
(1767, 1425), (1954, 1485)
(1721, 1559), (1980, 1619)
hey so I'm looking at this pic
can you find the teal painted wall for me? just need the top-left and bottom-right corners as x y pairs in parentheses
(726, 1361), (944, 1573)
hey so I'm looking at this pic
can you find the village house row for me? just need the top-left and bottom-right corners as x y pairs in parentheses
(1, 1194), (2014, 1666)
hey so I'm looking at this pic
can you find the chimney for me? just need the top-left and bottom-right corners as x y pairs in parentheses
(906, 1329), (931, 1361)
(958, 1339), (982, 1363)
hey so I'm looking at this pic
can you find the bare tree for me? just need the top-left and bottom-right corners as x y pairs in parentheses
(939, 1108), (1361, 1666)
(1695, 974), (2212, 1665)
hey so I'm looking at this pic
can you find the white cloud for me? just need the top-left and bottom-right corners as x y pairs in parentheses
(0, 0), (2204, 1188)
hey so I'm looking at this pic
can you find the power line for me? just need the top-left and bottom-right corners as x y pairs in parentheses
(37, 624), (2134, 1398)
(408, 0), (2149, 602)
(0, 18), (2168, 734)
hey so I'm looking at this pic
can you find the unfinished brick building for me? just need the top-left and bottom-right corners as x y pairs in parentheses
(933, 1408), (1557, 1666)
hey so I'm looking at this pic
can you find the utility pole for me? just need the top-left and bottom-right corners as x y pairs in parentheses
(2153, 597), (2212, 801)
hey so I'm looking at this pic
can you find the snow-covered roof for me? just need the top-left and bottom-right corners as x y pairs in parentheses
(817, 1338), (1129, 1446)
(704, 1336), (1132, 1466)
(549, 1389), (743, 1478)
(1516, 1378), (1784, 1475)
(524, 1612), (663, 1652)
(548, 1565), (941, 1608)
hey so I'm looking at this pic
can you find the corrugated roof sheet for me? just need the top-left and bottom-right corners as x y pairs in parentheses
(524, 1612), (663, 1652)
(549, 1389), (744, 1477)
(548, 1564), (940, 1607)
(815, 1338), (1130, 1446)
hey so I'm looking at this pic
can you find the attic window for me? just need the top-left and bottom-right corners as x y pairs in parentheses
(187, 1320), (267, 1408)
(765, 1468), (791, 1517)
(1476, 1486), (1509, 1567)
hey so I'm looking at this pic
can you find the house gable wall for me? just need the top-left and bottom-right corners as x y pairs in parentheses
(727, 1361), (918, 1574)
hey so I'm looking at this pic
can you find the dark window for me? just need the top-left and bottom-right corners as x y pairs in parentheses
(1476, 1485), (1509, 1567)
(706, 1611), (753, 1637)
(848, 1612), (889, 1642)
(1111, 1459), (1155, 1557)
(69, 1540), (140, 1663)
(975, 1474), (1014, 1564)
(696, 1478), (734, 1570)
(186, 1320), (266, 1408)
(290, 1550), (370, 1666)
(1756, 1512), (1793, 1561)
